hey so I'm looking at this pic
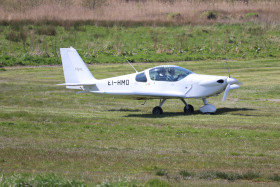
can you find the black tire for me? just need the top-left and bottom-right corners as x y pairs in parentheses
(184, 104), (194, 114)
(152, 106), (163, 115)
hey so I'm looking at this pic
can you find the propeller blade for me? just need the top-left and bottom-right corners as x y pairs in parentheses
(229, 84), (240, 90)
(222, 84), (231, 102)
(226, 58), (231, 78)
(237, 81), (243, 85)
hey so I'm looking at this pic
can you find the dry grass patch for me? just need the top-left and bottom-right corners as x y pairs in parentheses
(1, 0), (280, 25)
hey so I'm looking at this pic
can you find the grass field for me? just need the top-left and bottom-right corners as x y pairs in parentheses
(0, 59), (279, 186)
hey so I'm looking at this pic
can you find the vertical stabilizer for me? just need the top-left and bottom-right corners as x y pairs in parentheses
(60, 47), (96, 89)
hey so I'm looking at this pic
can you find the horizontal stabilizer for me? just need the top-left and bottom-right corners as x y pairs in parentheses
(57, 82), (96, 86)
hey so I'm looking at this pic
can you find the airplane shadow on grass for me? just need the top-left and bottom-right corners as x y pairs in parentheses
(108, 108), (141, 112)
(124, 107), (256, 118)
(215, 107), (256, 115)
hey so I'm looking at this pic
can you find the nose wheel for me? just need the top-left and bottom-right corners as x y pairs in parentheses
(199, 98), (216, 114)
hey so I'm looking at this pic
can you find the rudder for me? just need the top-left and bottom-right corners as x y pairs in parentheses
(60, 47), (96, 89)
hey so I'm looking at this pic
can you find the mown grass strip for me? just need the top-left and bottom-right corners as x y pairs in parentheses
(0, 60), (279, 186)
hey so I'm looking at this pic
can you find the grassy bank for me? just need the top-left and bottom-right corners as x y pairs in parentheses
(1, 23), (280, 66)
(0, 59), (279, 186)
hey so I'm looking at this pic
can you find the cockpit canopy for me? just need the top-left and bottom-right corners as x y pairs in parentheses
(149, 65), (193, 82)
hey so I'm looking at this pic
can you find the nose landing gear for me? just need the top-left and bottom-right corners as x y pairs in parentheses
(199, 98), (216, 114)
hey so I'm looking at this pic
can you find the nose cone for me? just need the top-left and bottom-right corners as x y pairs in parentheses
(187, 74), (228, 98)
(227, 77), (242, 85)
(227, 77), (238, 84)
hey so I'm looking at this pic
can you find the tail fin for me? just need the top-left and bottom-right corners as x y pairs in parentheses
(59, 47), (96, 89)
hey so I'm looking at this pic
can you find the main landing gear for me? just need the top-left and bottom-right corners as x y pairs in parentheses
(152, 98), (194, 115)
(152, 98), (217, 115)
(152, 99), (166, 115)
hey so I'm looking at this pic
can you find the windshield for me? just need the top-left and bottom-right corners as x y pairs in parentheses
(135, 72), (147, 82)
(149, 66), (193, 82)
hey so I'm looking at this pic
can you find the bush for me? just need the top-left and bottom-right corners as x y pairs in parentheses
(36, 26), (56, 36)
(5, 28), (28, 44)
(167, 12), (182, 20)
(243, 12), (259, 19)
(5, 30), (21, 42)
(215, 171), (242, 181)
(241, 171), (261, 180)
(179, 170), (193, 178)
(201, 11), (217, 20)
(0, 55), (17, 66)
(156, 169), (168, 176)
(269, 174), (280, 181)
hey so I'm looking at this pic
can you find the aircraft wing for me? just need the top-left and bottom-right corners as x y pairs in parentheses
(135, 91), (185, 98)
(91, 90), (185, 99)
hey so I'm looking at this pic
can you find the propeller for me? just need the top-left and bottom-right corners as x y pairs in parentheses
(226, 58), (231, 78)
(222, 59), (242, 102)
(222, 84), (231, 102)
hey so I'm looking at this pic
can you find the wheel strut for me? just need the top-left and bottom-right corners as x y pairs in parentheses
(200, 98), (216, 114)
(159, 99), (167, 107)
(152, 99), (167, 115)
(180, 98), (194, 114)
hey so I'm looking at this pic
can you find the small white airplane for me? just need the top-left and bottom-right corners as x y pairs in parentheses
(58, 47), (241, 115)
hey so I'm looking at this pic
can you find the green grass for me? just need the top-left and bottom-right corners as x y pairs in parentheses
(0, 173), (85, 187)
(0, 59), (280, 186)
(1, 23), (280, 66)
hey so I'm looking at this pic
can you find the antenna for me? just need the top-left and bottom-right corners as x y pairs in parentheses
(127, 60), (138, 73)
(226, 58), (231, 78)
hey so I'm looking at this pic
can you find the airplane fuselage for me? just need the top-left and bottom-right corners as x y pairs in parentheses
(85, 67), (228, 99)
